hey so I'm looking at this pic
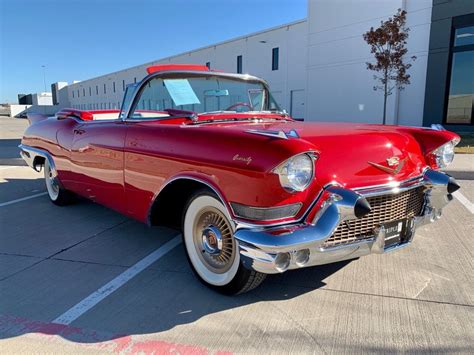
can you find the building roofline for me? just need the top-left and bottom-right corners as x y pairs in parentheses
(68, 18), (307, 88)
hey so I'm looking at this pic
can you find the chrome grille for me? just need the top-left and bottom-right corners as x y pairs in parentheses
(323, 186), (426, 248)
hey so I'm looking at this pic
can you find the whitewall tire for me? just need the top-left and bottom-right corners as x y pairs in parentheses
(183, 190), (266, 294)
(44, 159), (74, 206)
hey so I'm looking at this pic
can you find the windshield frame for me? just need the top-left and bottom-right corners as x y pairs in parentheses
(122, 70), (280, 121)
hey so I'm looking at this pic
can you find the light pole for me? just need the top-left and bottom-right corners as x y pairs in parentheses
(41, 65), (47, 93)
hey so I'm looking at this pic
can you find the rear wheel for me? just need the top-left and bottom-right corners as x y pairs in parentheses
(183, 191), (266, 295)
(44, 159), (74, 206)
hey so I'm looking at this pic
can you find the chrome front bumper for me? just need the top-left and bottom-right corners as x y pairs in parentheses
(234, 169), (459, 274)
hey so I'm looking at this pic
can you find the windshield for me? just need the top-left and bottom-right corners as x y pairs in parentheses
(128, 75), (282, 119)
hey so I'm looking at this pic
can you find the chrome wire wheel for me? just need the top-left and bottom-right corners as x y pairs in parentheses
(44, 159), (59, 201)
(183, 194), (240, 286)
(193, 207), (236, 274)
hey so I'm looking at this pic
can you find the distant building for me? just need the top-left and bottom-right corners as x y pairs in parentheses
(18, 94), (32, 105)
(31, 92), (53, 106)
(49, 0), (473, 130)
(12, 92), (53, 118)
(51, 82), (68, 105)
(17, 92), (52, 106)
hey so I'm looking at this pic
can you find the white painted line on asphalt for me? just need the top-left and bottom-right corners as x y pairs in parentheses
(52, 235), (182, 325)
(0, 192), (47, 207)
(453, 191), (474, 214)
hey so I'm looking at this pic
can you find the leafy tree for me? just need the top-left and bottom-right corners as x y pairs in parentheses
(363, 9), (416, 124)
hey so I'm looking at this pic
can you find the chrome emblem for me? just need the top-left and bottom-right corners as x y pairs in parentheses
(233, 154), (252, 165)
(386, 156), (400, 167)
(368, 157), (406, 175)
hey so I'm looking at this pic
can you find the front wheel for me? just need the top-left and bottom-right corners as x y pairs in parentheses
(183, 191), (266, 295)
(44, 159), (75, 206)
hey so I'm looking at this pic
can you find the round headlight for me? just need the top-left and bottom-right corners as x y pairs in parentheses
(274, 154), (314, 192)
(433, 141), (455, 168)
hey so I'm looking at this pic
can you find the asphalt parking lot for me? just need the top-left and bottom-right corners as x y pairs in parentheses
(0, 117), (473, 353)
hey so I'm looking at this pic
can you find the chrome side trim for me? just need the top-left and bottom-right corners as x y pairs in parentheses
(19, 144), (57, 177)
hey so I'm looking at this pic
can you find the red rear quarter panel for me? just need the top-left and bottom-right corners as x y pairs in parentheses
(21, 117), (76, 181)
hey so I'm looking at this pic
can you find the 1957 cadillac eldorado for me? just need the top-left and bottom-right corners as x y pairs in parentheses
(20, 64), (461, 294)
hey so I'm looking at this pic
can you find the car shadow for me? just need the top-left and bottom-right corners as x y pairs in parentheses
(0, 177), (355, 345)
(0, 258), (353, 345)
(0, 177), (45, 204)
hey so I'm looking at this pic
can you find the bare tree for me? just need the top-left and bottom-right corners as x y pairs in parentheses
(363, 9), (416, 124)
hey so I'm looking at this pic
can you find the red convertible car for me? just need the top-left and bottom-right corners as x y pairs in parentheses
(20, 64), (460, 294)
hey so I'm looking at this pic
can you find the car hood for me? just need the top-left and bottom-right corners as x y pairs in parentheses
(217, 120), (430, 189)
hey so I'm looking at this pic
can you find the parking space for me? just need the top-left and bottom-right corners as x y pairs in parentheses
(0, 117), (473, 353)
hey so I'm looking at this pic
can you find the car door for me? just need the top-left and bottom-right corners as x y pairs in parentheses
(70, 119), (127, 214)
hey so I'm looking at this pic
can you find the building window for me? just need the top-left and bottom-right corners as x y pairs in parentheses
(83, 88), (85, 97)
(89, 87), (91, 96)
(96, 85), (99, 95)
(237, 55), (243, 74)
(272, 47), (279, 71)
(113, 82), (116, 93)
(103, 83), (106, 94)
(206, 62), (211, 69)
(122, 80), (125, 91)
(446, 22), (474, 125)
(134, 77), (137, 83)
(72, 91), (74, 98)
(77, 89), (80, 98)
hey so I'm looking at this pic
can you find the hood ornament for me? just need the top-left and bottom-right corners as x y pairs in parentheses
(368, 157), (406, 175)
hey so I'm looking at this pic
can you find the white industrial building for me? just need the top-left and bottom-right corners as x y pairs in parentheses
(48, 0), (473, 130)
(58, 19), (307, 118)
(31, 92), (53, 106)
